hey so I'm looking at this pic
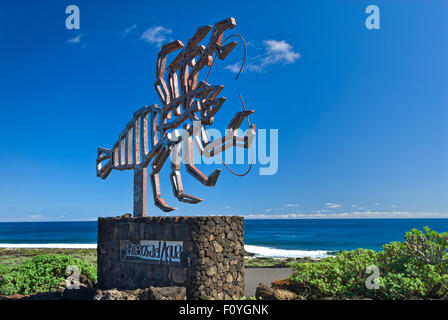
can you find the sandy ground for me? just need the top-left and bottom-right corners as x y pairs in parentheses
(244, 268), (292, 297)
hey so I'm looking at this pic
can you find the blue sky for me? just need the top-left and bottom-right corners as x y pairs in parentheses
(0, 0), (447, 221)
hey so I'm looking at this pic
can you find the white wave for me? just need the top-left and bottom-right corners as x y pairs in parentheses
(245, 245), (330, 259)
(0, 243), (97, 249)
(0, 243), (329, 258)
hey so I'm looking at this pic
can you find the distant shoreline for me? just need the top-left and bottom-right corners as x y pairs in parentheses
(2, 219), (447, 258)
(1, 218), (448, 223)
(0, 243), (331, 259)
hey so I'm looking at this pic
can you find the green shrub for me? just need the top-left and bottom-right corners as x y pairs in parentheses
(291, 249), (377, 298)
(0, 265), (10, 276)
(240, 296), (262, 300)
(290, 227), (448, 299)
(0, 254), (97, 295)
(404, 226), (448, 265)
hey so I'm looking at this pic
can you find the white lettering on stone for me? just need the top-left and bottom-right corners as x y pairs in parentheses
(125, 240), (183, 263)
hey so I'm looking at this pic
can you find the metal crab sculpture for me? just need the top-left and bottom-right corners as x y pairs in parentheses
(96, 17), (255, 216)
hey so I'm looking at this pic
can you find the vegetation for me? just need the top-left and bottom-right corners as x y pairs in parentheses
(0, 248), (97, 269)
(245, 257), (296, 268)
(245, 256), (319, 268)
(290, 227), (448, 299)
(0, 254), (97, 295)
(240, 296), (263, 300)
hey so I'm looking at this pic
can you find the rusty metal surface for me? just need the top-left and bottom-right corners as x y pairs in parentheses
(96, 17), (255, 215)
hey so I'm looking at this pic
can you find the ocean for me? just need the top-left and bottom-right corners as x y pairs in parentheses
(1, 219), (448, 258)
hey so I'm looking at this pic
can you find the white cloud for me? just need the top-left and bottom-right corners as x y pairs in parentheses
(141, 26), (172, 46)
(243, 211), (448, 219)
(122, 24), (137, 38)
(224, 62), (241, 73)
(285, 204), (299, 207)
(67, 34), (82, 44)
(226, 39), (300, 73)
(324, 202), (342, 209)
(374, 202), (380, 206)
(245, 63), (264, 72)
(27, 214), (46, 221)
(262, 40), (301, 65)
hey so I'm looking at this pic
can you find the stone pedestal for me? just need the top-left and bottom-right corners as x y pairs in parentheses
(97, 216), (245, 300)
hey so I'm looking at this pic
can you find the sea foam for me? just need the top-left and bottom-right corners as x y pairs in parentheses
(245, 245), (330, 258)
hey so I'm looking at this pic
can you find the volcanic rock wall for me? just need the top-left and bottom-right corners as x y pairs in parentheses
(97, 216), (245, 300)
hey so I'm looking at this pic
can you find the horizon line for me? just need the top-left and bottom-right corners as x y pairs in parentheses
(1, 216), (448, 223)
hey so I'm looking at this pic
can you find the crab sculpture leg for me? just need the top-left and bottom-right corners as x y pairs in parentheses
(148, 125), (205, 212)
(170, 130), (203, 204)
(149, 143), (174, 212)
(202, 112), (256, 158)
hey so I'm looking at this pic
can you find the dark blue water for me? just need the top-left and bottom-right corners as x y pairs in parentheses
(0, 221), (97, 244)
(244, 219), (448, 252)
(1, 219), (447, 257)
